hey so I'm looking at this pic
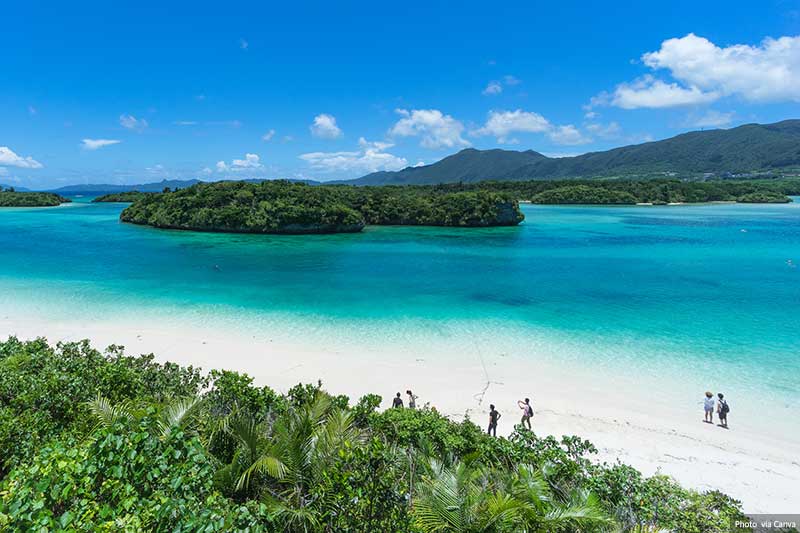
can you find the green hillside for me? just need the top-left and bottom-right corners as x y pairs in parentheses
(350, 120), (800, 185)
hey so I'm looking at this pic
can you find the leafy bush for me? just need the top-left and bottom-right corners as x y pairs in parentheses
(0, 337), (749, 532)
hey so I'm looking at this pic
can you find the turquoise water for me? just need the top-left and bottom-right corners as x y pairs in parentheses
(1, 198), (799, 418)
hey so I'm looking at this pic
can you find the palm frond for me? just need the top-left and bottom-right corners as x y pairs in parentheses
(157, 396), (203, 437)
(86, 394), (135, 430)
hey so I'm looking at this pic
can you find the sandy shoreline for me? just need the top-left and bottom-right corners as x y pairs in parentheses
(2, 311), (798, 513)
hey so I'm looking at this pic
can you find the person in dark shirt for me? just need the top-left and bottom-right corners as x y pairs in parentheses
(487, 404), (501, 436)
(392, 392), (403, 408)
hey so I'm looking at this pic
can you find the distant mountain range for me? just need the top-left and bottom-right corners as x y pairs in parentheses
(0, 184), (30, 192)
(49, 178), (319, 195)
(37, 120), (800, 193)
(348, 120), (800, 185)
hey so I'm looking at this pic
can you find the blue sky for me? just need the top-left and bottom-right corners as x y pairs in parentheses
(3, 0), (800, 188)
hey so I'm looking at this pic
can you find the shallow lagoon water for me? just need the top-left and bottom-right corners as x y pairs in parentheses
(1, 198), (798, 426)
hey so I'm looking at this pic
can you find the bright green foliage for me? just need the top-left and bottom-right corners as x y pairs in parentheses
(0, 337), (749, 532)
(0, 337), (207, 475)
(0, 413), (267, 532)
(0, 191), (70, 207)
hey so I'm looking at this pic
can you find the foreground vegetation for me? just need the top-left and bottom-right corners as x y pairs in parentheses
(0, 337), (750, 532)
(120, 180), (524, 233)
(0, 190), (70, 207)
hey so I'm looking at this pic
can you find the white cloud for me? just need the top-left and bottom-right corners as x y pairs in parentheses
(608, 75), (718, 109)
(473, 109), (550, 143)
(389, 108), (469, 149)
(173, 121), (198, 126)
(481, 75), (521, 96)
(262, 129), (276, 141)
(595, 33), (800, 109)
(548, 125), (591, 145)
(0, 146), (44, 168)
(119, 114), (148, 132)
(81, 139), (121, 150)
(300, 137), (407, 173)
(585, 121), (621, 139)
(310, 114), (342, 139)
(690, 110), (734, 128)
(0, 167), (8, 176)
(643, 33), (800, 103)
(473, 109), (589, 145)
(216, 153), (263, 173)
(482, 81), (502, 95)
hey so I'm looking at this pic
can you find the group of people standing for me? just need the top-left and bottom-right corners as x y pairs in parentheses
(703, 391), (730, 428)
(392, 390), (418, 409)
(487, 398), (533, 436)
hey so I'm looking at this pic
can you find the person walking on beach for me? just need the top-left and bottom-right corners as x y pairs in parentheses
(488, 404), (501, 436)
(518, 398), (533, 430)
(406, 390), (418, 409)
(392, 392), (403, 409)
(703, 391), (715, 424)
(717, 393), (729, 428)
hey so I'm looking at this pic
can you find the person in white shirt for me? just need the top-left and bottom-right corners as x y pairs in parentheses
(703, 391), (715, 424)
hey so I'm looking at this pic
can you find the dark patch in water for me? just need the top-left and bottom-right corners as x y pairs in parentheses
(470, 292), (535, 307)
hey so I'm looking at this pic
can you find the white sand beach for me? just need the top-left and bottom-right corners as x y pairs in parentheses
(2, 309), (798, 514)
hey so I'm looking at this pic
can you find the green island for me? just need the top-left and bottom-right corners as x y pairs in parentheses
(0, 337), (750, 532)
(452, 178), (799, 205)
(0, 190), (70, 207)
(93, 191), (152, 203)
(119, 180), (524, 233)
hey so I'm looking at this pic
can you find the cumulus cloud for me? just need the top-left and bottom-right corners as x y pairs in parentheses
(594, 33), (800, 109)
(310, 114), (342, 139)
(473, 109), (550, 143)
(300, 138), (407, 173)
(119, 114), (148, 132)
(690, 110), (734, 128)
(216, 153), (263, 172)
(81, 139), (121, 150)
(390, 108), (469, 149)
(473, 110), (589, 145)
(0, 146), (44, 168)
(262, 129), (276, 141)
(605, 75), (718, 109)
